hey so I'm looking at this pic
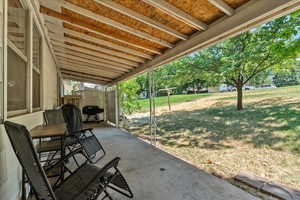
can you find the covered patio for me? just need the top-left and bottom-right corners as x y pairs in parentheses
(84, 127), (259, 200)
(0, 0), (299, 200)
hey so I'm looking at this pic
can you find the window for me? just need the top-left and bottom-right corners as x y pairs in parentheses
(7, 0), (27, 116)
(7, 0), (26, 55)
(32, 23), (41, 110)
(7, 47), (27, 112)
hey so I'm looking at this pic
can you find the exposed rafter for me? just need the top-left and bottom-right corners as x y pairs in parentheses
(49, 32), (145, 63)
(57, 59), (120, 77)
(63, 29), (153, 59)
(60, 68), (112, 82)
(42, 14), (162, 55)
(94, 0), (188, 40)
(51, 39), (139, 67)
(54, 45), (133, 69)
(115, 0), (300, 83)
(142, 0), (208, 30)
(44, 20), (153, 59)
(62, 73), (107, 85)
(55, 52), (129, 73)
(207, 0), (235, 16)
(57, 60), (120, 78)
(55, 48), (132, 71)
(62, 2), (174, 48)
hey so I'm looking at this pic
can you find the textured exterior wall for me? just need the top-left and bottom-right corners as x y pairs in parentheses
(0, 35), (58, 200)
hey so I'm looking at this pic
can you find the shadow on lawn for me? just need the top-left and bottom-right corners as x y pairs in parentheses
(129, 97), (300, 154)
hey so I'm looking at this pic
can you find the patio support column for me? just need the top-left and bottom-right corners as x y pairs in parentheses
(148, 69), (157, 146)
(26, 9), (33, 113)
(115, 83), (120, 128)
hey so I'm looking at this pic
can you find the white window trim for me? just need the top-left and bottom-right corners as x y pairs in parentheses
(32, 20), (42, 110)
(7, 109), (27, 117)
(7, 39), (27, 62)
(7, 1), (29, 115)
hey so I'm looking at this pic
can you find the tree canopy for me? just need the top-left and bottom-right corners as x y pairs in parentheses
(120, 11), (300, 112)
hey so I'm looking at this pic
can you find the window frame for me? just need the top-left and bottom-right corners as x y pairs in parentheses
(0, 0), (4, 123)
(6, 0), (29, 117)
(32, 20), (42, 112)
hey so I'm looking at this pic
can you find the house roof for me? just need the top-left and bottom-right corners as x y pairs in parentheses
(37, 0), (300, 85)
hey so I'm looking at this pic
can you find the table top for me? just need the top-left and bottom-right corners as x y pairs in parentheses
(30, 123), (66, 139)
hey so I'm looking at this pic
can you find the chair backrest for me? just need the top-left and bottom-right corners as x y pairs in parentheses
(61, 104), (83, 135)
(44, 109), (65, 125)
(4, 121), (56, 200)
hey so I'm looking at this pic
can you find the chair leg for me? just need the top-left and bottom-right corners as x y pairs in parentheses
(67, 146), (80, 167)
(102, 190), (113, 200)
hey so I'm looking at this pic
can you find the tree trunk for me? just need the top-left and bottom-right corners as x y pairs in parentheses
(237, 85), (243, 110)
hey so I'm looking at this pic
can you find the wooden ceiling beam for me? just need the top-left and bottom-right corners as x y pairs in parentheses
(142, 0), (208, 30)
(41, 13), (162, 55)
(62, 2), (174, 48)
(49, 32), (145, 63)
(55, 49), (132, 72)
(61, 73), (108, 85)
(63, 28), (153, 59)
(55, 52), (129, 73)
(53, 45), (133, 69)
(207, 0), (234, 16)
(114, 0), (299, 83)
(60, 68), (112, 81)
(94, 0), (188, 40)
(51, 39), (139, 67)
(57, 60), (119, 78)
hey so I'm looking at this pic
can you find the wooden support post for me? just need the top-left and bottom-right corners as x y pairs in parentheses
(115, 84), (120, 128)
(167, 91), (171, 111)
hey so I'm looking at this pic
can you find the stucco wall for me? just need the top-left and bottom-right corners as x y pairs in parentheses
(0, 35), (58, 200)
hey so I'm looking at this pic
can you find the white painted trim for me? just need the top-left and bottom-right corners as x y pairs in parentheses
(2, 0), (7, 121)
(30, 0), (58, 68)
(95, 0), (188, 40)
(207, 0), (234, 16)
(27, 9), (33, 113)
(7, 39), (27, 62)
(7, 109), (28, 117)
(142, 0), (208, 30)
(114, 84), (119, 128)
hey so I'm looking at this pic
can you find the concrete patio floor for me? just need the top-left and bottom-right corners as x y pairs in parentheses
(89, 127), (260, 200)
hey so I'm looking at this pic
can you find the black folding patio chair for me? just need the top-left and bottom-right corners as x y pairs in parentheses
(62, 104), (106, 163)
(4, 121), (133, 200)
(36, 109), (78, 166)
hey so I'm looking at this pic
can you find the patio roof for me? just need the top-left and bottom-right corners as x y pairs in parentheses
(36, 0), (300, 85)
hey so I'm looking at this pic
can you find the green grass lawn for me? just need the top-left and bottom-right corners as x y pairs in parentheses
(135, 93), (211, 112)
(126, 85), (300, 191)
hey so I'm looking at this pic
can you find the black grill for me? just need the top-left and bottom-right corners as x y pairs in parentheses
(82, 105), (104, 123)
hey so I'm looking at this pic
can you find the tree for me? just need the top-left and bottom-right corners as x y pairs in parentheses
(194, 12), (300, 110)
(119, 79), (141, 115)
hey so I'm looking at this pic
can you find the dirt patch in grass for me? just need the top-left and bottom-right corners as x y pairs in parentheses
(125, 86), (300, 191)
